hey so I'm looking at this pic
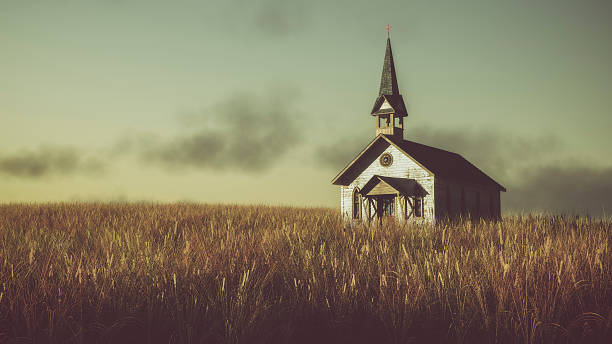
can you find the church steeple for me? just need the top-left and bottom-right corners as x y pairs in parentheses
(371, 35), (408, 139)
(379, 38), (400, 96)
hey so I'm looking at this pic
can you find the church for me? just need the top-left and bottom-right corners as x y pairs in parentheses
(332, 37), (506, 223)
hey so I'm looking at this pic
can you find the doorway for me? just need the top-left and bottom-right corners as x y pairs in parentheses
(376, 196), (396, 218)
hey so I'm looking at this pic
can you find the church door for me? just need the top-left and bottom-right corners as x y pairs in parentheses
(377, 196), (396, 218)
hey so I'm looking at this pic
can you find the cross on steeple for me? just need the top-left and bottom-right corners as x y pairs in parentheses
(386, 24), (391, 38)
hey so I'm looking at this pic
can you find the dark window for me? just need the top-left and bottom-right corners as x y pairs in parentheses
(352, 189), (361, 219)
(414, 197), (423, 217)
(380, 197), (395, 217)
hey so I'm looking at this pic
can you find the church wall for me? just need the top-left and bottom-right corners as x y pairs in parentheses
(341, 144), (435, 223)
(435, 178), (501, 221)
(433, 179), (448, 219)
(491, 191), (501, 220)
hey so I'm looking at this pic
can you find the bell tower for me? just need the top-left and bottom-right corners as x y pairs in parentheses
(371, 34), (408, 139)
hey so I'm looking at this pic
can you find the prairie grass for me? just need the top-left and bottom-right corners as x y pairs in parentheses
(0, 203), (610, 343)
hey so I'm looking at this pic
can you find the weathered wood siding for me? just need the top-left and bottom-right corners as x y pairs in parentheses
(340, 144), (435, 223)
(434, 178), (501, 221)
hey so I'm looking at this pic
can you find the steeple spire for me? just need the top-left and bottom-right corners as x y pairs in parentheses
(378, 38), (400, 96)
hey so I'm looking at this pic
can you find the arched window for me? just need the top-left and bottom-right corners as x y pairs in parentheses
(414, 197), (423, 217)
(352, 188), (361, 219)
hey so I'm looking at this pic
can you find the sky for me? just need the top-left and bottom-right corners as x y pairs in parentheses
(1, 0), (611, 215)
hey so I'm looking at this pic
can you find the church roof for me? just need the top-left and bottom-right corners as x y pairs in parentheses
(371, 94), (408, 116)
(371, 38), (407, 117)
(331, 134), (506, 192)
(360, 175), (427, 197)
(386, 135), (506, 191)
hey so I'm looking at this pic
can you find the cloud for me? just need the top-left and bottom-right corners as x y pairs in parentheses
(504, 164), (612, 216)
(405, 125), (563, 181)
(314, 136), (371, 171)
(245, 0), (312, 36)
(0, 86), (303, 179)
(138, 87), (303, 172)
(0, 146), (105, 178)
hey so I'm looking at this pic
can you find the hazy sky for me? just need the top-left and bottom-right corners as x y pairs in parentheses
(1, 0), (611, 215)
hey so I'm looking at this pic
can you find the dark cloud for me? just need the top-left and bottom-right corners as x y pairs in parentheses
(0, 87), (302, 179)
(0, 146), (105, 178)
(314, 126), (611, 216)
(406, 125), (563, 181)
(138, 88), (302, 172)
(314, 135), (371, 171)
(249, 0), (311, 36)
(504, 165), (612, 216)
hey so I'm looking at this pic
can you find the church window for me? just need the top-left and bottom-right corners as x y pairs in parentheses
(378, 116), (390, 128)
(352, 189), (361, 219)
(380, 153), (393, 167)
(414, 197), (423, 217)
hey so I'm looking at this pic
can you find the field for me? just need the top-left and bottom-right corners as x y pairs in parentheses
(0, 203), (611, 343)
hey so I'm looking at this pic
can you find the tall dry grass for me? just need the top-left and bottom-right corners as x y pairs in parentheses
(0, 203), (610, 343)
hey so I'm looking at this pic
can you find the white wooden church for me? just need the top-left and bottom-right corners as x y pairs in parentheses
(332, 37), (506, 223)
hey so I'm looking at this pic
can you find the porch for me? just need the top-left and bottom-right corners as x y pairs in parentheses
(358, 175), (428, 222)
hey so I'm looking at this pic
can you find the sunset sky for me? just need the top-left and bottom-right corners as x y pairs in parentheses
(1, 0), (611, 215)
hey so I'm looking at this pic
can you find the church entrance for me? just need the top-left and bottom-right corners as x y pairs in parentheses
(357, 175), (428, 223)
(376, 195), (396, 218)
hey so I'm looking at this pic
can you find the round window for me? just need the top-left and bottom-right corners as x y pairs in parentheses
(380, 153), (393, 167)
